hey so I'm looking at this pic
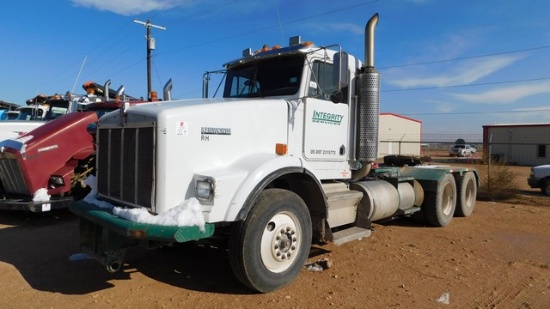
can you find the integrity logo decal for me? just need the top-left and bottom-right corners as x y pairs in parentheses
(312, 110), (344, 125)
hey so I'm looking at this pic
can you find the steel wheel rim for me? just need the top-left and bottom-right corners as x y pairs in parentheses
(442, 183), (454, 216)
(465, 179), (475, 207)
(260, 211), (301, 273)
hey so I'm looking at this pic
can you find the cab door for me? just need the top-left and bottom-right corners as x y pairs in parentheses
(303, 60), (349, 162)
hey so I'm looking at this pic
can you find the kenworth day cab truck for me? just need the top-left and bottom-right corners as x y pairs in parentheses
(70, 14), (479, 292)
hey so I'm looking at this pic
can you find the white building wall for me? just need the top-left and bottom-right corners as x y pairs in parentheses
(485, 125), (550, 166)
(378, 113), (422, 158)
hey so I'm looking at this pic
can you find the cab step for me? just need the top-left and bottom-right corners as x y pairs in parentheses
(324, 182), (363, 228)
(332, 226), (372, 246)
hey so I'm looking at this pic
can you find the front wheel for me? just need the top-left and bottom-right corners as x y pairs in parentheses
(423, 174), (457, 227)
(229, 189), (312, 293)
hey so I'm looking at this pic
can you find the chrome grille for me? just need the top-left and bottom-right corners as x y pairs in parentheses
(0, 152), (29, 194)
(97, 124), (155, 210)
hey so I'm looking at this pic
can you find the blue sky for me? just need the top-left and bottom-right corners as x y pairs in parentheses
(1, 0), (549, 138)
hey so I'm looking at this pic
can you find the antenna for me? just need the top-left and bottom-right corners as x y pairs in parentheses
(71, 55), (88, 94)
(134, 18), (166, 101)
(274, 0), (285, 42)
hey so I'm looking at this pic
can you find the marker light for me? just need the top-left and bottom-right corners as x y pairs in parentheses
(275, 143), (287, 155)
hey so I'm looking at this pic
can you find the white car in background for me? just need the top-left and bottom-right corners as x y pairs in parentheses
(528, 165), (550, 196)
(449, 144), (477, 157)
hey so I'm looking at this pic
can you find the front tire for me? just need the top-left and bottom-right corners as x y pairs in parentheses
(229, 189), (312, 293)
(423, 174), (457, 227)
(455, 172), (477, 217)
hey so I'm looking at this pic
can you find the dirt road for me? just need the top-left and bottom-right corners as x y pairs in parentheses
(1, 165), (549, 308)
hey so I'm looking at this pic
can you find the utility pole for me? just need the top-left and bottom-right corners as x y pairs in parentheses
(133, 18), (166, 101)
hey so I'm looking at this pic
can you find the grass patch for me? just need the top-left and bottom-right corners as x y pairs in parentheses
(476, 157), (518, 201)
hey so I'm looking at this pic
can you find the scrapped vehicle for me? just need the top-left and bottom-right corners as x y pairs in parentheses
(528, 164), (550, 195)
(0, 82), (160, 212)
(449, 144), (476, 157)
(0, 80), (120, 142)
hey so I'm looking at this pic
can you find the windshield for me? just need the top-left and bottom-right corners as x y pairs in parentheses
(15, 108), (42, 120)
(224, 54), (304, 98)
(43, 100), (69, 120)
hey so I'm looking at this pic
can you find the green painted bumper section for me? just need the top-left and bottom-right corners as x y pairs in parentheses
(69, 200), (215, 243)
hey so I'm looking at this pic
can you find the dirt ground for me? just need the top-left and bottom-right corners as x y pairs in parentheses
(1, 164), (549, 308)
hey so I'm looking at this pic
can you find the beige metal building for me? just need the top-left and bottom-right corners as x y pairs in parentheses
(482, 123), (550, 166)
(379, 113), (422, 157)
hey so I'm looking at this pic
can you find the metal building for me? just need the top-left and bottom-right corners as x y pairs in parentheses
(379, 113), (422, 157)
(482, 123), (550, 166)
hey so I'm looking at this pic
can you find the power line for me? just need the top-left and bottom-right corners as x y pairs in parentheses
(379, 44), (550, 69)
(58, 0), (550, 100)
(155, 0), (380, 57)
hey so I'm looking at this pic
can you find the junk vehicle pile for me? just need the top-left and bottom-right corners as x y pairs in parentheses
(0, 80), (119, 142)
(69, 13), (479, 293)
(0, 80), (165, 212)
(0, 93), (74, 142)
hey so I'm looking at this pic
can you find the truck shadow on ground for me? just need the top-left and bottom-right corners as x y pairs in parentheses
(0, 209), (127, 294)
(0, 210), (272, 295)
(0, 208), (465, 296)
(117, 242), (256, 294)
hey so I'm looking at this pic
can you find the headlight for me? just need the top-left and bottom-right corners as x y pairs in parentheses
(48, 176), (65, 188)
(195, 177), (214, 201)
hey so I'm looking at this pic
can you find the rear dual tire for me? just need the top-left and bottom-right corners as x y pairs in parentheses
(423, 174), (457, 227)
(455, 172), (477, 217)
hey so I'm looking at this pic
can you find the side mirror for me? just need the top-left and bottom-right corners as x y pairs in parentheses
(332, 52), (349, 89)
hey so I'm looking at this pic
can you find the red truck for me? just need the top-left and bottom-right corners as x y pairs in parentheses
(0, 81), (171, 212)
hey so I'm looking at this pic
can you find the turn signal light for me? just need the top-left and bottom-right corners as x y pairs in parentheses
(275, 143), (287, 155)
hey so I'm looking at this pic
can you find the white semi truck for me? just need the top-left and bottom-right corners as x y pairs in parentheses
(70, 14), (479, 292)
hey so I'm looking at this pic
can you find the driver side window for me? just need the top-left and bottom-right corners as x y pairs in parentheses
(308, 61), (348, 102)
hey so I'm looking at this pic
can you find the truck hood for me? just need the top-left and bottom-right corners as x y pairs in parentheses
(99, 97), (289, 124)
(111, 97), (279, 113)
(0, 121), (46, 142)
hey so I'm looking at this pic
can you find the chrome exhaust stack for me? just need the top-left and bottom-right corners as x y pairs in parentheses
(357, 13), (380, 164)
(163, 79), (173, 101)
(103, 80), (111, 101)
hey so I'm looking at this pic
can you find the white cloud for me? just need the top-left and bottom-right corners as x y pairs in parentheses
(328, 23), (364, 35)
(302, 21), (364, 36)
(452, 81), (550, 104)
(514, 106), (550, 112)
(388, 55), (521, 88)
(72, 0), (192, 16)
(434, 101), (455, 113)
